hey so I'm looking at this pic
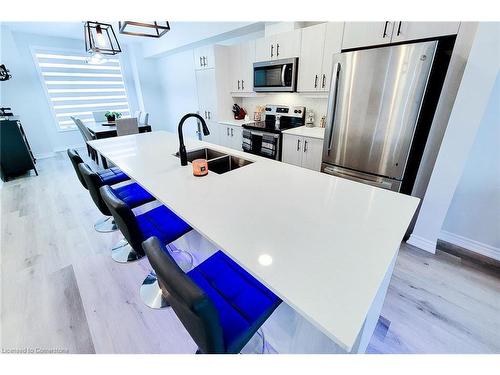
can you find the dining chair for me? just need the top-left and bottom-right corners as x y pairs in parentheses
(139, 112), (149, 125)
(116, 117), (139, 136)
(70, 116), (97, 162)
(92, 111), (108, 123)
(134, 110), (142, 120)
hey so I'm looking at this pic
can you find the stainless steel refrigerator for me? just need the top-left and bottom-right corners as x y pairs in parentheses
(321, 40), (438, 192)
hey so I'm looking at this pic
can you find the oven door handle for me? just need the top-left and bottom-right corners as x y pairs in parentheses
(281, 64), (286, 87)
(250, 130), (279, 138)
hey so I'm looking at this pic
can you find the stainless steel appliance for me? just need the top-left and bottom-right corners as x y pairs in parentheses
(253, 58), (298, 92)
(321, 41), (438, 191)
(242, 105), (305, 160)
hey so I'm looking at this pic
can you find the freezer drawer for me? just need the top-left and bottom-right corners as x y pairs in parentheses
(322, 163), (402, 192)
(322, 41), (437, 180)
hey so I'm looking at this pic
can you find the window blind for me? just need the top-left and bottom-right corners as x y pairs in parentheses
(34, 51), (131, 130)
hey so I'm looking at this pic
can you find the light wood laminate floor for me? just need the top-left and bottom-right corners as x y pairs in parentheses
(1, 152), (499, 354)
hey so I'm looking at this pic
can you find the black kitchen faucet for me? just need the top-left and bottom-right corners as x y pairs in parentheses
(177, 113), (210, 166)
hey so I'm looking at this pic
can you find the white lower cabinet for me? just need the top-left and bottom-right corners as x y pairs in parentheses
(219, 124), (243, 151)
(282, 134), (323, 171)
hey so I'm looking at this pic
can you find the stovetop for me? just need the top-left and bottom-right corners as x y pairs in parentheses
(242, 121), (292, 134)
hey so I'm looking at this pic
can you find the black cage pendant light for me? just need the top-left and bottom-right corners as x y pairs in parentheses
(0, 64), (12, 81)
(118, 21), (171, 38)
(84, 21), (122, 55)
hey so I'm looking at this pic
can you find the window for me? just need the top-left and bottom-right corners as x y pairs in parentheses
(34, 50), (131, 131)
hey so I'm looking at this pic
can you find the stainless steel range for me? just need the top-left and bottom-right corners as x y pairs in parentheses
(242, 105), (305, 161)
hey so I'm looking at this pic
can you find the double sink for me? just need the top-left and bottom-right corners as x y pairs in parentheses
(175, 148), (253, 175)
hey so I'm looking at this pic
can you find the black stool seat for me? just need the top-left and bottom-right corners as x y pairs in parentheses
(188, 251), (282, 353)
(97, 167), (129, 186)
(114, 183), (155, 208)
(137, 206), (192, 246)
(142, 237), (282, 354)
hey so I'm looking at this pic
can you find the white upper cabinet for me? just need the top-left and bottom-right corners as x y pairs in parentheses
(229, 40), (255, 93)
(255, 29), (302, 61)
(321, 23), (345, 92)
(297, 23), (326, 92)
(390, 22), (460, 43)
(298, 22), (344, 93)
(342, 21), (460, 50)
(342, 22), (394, 50)
(194, 45), (215, 70)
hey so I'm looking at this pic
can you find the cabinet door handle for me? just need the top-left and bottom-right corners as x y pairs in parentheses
(322, 74), (326, 88)
(276, 43), (280, 57)
(231, 128), (234, 137)
(208, 111), (211, 120)
(383, 21), (390, 38)
(203, 56), (207, 66)
(304, 140), (308, 153)
(314, 74), (318, 88)
(241, 80), (244, 90)
(204, 111), (207, 119)
(199, 56), (203, 67)
(238, 80), (240, 90)
(297, 139), (301, 151)
(397, 21), (402, 36)
(227, 127), (230, 136)
(270, 44), (274, 58)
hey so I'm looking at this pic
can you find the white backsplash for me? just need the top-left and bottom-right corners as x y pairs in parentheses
(238, 94), (328, 127)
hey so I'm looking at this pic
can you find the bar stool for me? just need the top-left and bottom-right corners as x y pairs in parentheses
(100, 185), (193, 309)
(67, 148), (129, 232)
(142, 236), (282, 354)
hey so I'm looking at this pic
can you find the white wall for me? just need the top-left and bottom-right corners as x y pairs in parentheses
(407, 23), (500, 257)
(440, 73), (500, 259)
(0, 27), (141, 158)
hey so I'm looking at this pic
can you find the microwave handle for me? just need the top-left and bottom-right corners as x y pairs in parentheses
(281, 65), (286, 87)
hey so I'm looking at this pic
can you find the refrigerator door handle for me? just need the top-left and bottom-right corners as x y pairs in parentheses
(327, 62), (341, 155)
(323, 165), (399, 191)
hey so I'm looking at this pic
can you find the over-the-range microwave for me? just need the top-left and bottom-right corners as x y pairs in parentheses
(253, 57), (298, 92)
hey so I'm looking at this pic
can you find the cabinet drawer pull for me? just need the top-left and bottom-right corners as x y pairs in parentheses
(297, 139), (301, 151)
(383, 21), (390, 38)
(322, 74), (326, 88)
(314, 75), (318, 88)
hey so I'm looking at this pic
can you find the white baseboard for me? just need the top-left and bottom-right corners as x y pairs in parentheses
(406, 234), (437, 254)
(439, 230), (500, 261)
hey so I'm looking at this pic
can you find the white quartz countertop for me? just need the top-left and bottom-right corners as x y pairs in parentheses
(218, 119), (254, 127)
(282, 126), (326, 139)
(88, 131), (419, 351)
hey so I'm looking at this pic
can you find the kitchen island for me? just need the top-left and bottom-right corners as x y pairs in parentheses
(88, 130), (419, 353)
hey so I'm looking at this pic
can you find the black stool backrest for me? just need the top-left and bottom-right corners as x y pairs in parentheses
(78, 163), (110, 216)
(100, 185), (144, 254)
(67, 148), (87, 189)
(142, 237), (225, 354)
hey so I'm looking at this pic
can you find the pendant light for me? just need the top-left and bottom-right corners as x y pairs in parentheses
(0, 64), (12, 81)
(84, 21), (122, 55)
(118, 21), (171, 38)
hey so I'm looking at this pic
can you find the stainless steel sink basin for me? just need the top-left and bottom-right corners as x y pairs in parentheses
(174, 147), (227, 163)
(174, 147), (253, 174)
(208, 155), (253, 175)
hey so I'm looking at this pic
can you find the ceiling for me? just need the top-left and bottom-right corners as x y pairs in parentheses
(2, 21), (265, 56)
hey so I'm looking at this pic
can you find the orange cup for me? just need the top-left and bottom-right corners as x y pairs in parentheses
(192, 159), (208, 177)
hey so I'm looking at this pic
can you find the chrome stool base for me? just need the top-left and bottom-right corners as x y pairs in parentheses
(139, 245), (194, 309)
(140, 272), (170, 309)
(111, 242), (144, 263)
(94, 216), (117, 233)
